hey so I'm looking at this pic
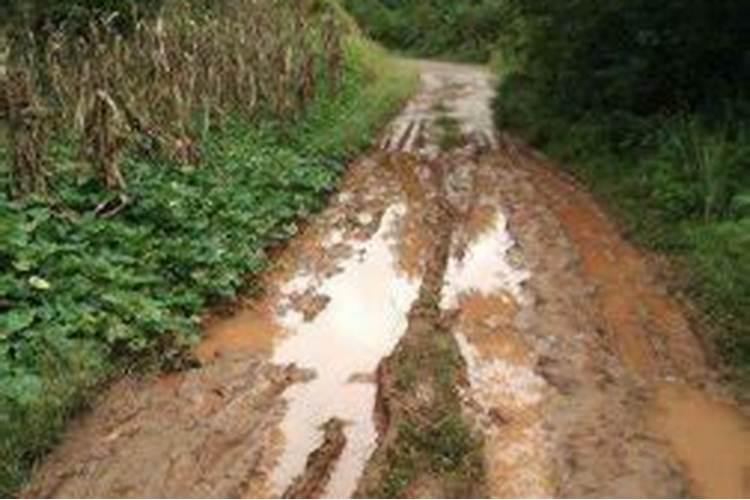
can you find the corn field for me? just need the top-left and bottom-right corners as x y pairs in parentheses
(4, 0), (347, 198)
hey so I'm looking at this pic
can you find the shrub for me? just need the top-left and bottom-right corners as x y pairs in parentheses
(342, 0), (509, 62)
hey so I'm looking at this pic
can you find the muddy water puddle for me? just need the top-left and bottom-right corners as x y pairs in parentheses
(649, 383), (750, 498)
(443, 211), (529, 309)
(190, 151), (436, 497)
(194, 170), (427, 496)
(444, 204), (556, 497)
(197, 307), (280, 361)
(267, 203), (420, 497)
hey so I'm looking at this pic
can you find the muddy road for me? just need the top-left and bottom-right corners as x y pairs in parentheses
(23, 61), (750, 498)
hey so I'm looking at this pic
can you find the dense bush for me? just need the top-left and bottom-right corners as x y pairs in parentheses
(496, 0), (750, 118)
(342, 0), (507, 62)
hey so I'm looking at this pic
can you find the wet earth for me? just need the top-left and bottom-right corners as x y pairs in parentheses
(23, 61), (750, 498)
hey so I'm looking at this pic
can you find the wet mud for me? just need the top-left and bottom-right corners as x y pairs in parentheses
(649, 383), (750, 498)
(22, 357), (309, 498)
(23, 60), (750, 499)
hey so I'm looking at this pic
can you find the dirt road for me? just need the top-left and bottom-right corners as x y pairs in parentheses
(23, 61), (750, 498)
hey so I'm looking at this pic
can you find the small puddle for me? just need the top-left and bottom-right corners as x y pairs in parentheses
(269, 203), (421, 497)
(197, 307), (280, 362)
(443, 211), (529, 309)
(649, 383), (750, 498)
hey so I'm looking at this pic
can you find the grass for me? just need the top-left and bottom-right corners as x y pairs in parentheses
(435, 113), (464, 151)
(361, 295), (485, 498)
(0, 37), (417, 496)
(494, 80), (750, 389)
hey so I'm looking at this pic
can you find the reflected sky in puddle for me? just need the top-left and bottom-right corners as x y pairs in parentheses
(443, 211), (530, 309)
(269, 203), (421, 498)
(444, 207), (554, 497)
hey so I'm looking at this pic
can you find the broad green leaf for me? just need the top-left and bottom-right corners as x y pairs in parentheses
(0, 309), (36, 336)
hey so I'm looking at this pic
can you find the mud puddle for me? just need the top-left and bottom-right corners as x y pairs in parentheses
(268, 202), (420, 497)
(444, 200), (556, 497)
(197, 306), (280, 361)
(443, 211), (529, 309)
(649, 383), (750, 498)
(24, 59), (750, 500)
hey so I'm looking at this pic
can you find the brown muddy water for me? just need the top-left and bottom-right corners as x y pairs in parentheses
(22, 61), (750, 499)
(444, 211), (555, 497)
(650, 383), (750, 498)
(196, 170), (428, 497)
(267, 203), (420, 497)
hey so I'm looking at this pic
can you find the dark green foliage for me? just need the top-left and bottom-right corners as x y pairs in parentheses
(2, 0), (162, 40)
(496, 0), (750, 118)
(0, 125), (333, 493)
(342, 0), (507, 62)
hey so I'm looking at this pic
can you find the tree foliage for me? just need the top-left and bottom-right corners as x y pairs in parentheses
(342, 0), (507, 62)
(498, 0), (750, 117)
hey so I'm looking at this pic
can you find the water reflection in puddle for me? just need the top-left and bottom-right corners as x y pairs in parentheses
(443, 212), (530, 309)
(269, 203), (421, 497)
(445, 208), (555, 497)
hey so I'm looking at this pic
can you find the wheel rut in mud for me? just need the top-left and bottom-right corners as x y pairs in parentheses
(22, 61), (750, 499)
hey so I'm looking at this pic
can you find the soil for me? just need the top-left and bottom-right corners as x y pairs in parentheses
(21, 60), (750, 499)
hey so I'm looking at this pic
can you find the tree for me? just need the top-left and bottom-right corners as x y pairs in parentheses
(498, 0), (750, 117)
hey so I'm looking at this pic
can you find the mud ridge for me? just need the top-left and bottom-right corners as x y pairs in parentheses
(283, 418), (348, 499)
(21, 357), (311, 498)
(491, 134), (749, 498)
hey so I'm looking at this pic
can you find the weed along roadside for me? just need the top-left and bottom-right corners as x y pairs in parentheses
(0, 0), (417, 493)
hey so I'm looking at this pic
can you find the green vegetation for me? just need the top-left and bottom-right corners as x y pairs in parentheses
(492, 0), (750, 386)
(367, 322), (484, 498)
(342, 0), (506, 62)
(359, 266), (485, 499)
(435, 113), (464, 151)
(0, 0), (417, 490)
